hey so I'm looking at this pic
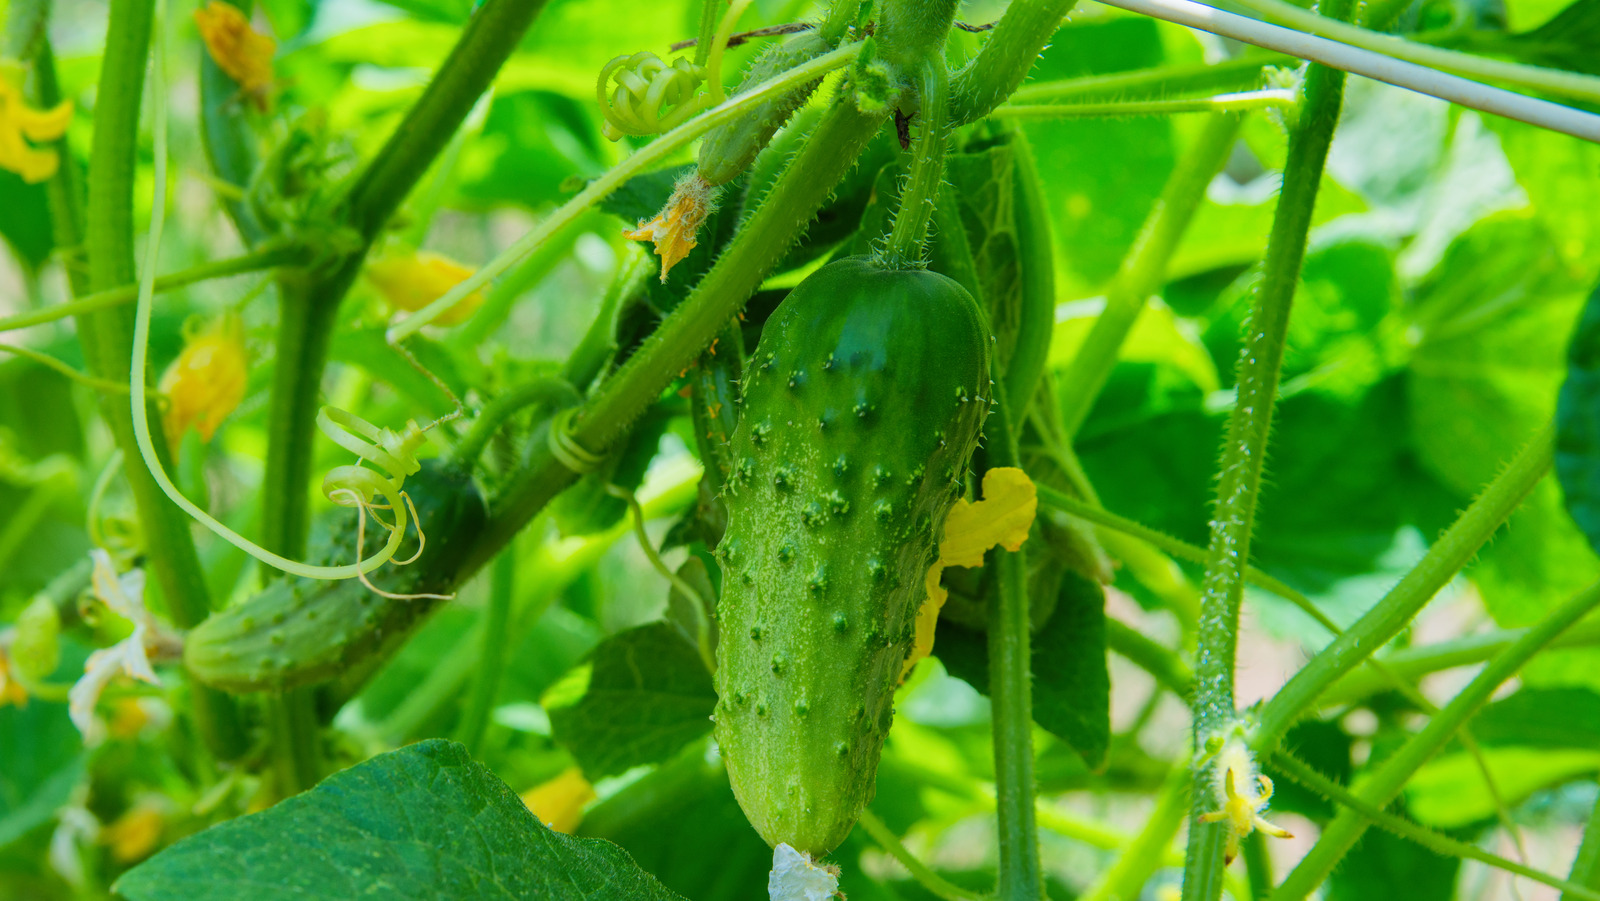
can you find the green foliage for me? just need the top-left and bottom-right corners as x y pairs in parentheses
(547, 621), (716, 780)
(116, 741), (687, 901)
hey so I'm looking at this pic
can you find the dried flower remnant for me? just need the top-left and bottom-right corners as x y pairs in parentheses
(193, 0), (277, 110)
(68, 551), (181, 742)
(159, 316), (248, 448)
(623, 173), (718, 282)
(366, 250), (487, 327)
(0, 75), (72, 184)
(902, 466), (1037, 680)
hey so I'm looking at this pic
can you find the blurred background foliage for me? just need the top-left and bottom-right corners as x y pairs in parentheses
(3, 0), (1600, 897)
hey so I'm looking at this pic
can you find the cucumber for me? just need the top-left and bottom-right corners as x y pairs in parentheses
(713, 256), (991, 855)
(184, 461), (487, 692)
(696, 30), (832, 187)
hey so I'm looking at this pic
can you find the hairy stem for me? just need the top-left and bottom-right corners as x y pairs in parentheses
(948, 0), (1078, 126)
(81, 0), (245, 760)
(1254, 424), (1553, 750)
(880, 60), (950, 265)
(1181, 0), (1351, 889)
(1272, 580), (1600, 898)
(994, 91), (1296, 119)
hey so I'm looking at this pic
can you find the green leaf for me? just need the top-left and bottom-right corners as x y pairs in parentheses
(0, 170), (53, 272)
(1325, 823), (1459, 901)
(0, 697), (84, 849)
(115, 740), (687, 901)
(1406, 747), (1600, 827)
(936, 571), (1111, 768)
(579, 743), (771, 901)
(1470, 687), (1600, 748)
(1558, 280), (1600, 556)
(546, 622), (716, 780)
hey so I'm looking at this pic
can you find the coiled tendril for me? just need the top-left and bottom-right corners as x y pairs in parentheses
(315, 408), (451, 600)
(597, 53), (712, 140)
(593, 0), (752, 141)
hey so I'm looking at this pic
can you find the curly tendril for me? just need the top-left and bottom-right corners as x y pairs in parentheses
(593, 0), (752, 141)
(596, 53), (711, 140)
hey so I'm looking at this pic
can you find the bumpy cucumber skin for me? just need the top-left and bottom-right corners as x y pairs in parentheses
(185, 461), (487, 692)
(697, 31), (831, 187)
(714, 257), (991, 854)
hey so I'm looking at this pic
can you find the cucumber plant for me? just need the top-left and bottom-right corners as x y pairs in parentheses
(3, 0), (1600, 899)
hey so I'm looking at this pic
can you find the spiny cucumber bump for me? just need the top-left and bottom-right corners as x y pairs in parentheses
(713, 256), (990, 855)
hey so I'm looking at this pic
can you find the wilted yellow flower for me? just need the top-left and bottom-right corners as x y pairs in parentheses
(902, 467), (1038, 680)
(521, 767), (596, 834)
(0, 77), (72, 184)
(0, 646), (29, 709)
(366, 251), (486, 327)
(193, 0), (276, 110)
(623, 173), (716, 282)
(159, 316), (248, 447)
(102, 801), (165, 862)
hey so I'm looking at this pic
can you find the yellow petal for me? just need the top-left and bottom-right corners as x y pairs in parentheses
(159, 316), (248, 445)
(622, 174), (715, 282)
(13, 98), (73, 142)
(102, 803), (165, 862)
(521, 767), (595, 834)
(194, 1), (277, 104)
(938, 467), (1038, 569)
(366, 251), (485, 326)
(899, 562), (949, 682)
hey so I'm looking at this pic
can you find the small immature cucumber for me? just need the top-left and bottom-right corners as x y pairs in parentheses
(714, 256), (991, 855)
(696, 30), (832, 187)
(185, 461), (487, 692)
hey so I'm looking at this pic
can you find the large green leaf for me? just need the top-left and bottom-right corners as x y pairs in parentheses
(1558, 280), (1600, 556)
(0, 696), (83, 849)
(1326, 823), (1459, 901)
(115, 740), (687, 901)
(937, 572), (1111, 768)
(546, 621), (716, 780)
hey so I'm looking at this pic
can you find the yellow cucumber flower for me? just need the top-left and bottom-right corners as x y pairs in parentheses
(520, 766), (596, 833)
(366, 250), (486, 326)
(1198, 733), (1293, 864)
(101, 800), (166, 862)
(623, 173), (717, 282)
(902, 467), (1038, 680)
(159, 316), (248, 447)
(0, 75), (73, 184)
(193, 0), (276, 110)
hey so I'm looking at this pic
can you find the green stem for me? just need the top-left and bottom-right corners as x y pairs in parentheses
(1008, 55), (1283, 104)
(1105, 617), (1193, 696)
(984, 372), (1043, 901)
(451, 377), (581, 466)
(1080, 764), (1191, 901)
(1253, 423), (1552, 751)
(692, 0), (721, 67)
(453, 546), (516, 757)
(1182, 2), (1351, 886)
(1229, 0), (1600, 104)
(993, 90), (1295, 119)
(35, 41), (88, 296)
(879, 60), (949, 266)
(341, 0), (553, 239)
(1566, 791), (1600, 901)
(197, 0), (266, 244)
(81, 0), (244, 761)
(1056, 112), (1239, 438)
(1319, 619), (1600, 707)
(858, 809), (985, 901)
(1269, 575), (1600, 901)
(0, 247), (302, 335)
(0, 344), (131, 393)
(948, 0), (1079, 127)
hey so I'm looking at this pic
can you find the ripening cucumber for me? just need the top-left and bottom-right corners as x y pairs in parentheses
(713, 256), (991, 855)
(696, 30), (831, 187)
(185, 461), (487, 692)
